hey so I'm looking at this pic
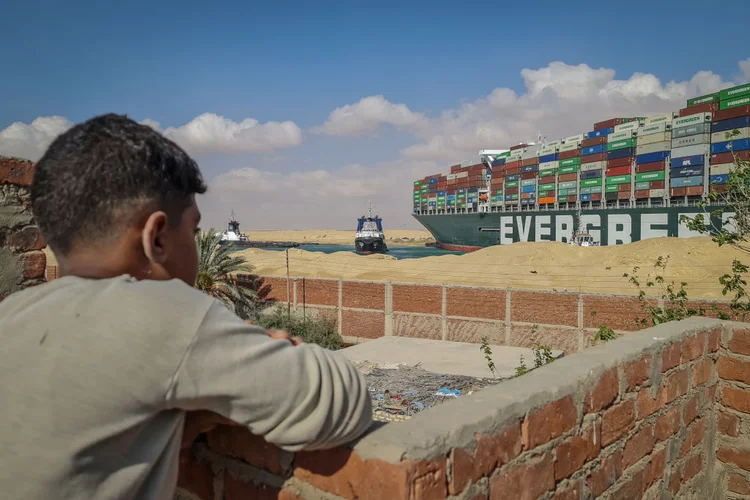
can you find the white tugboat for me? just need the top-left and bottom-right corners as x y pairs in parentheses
(355, 199), (388, 254)
(569, 206), (600, 247)
(216, 211), (300, 249)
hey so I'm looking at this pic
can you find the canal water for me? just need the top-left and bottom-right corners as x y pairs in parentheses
(262, 244), (464, 259)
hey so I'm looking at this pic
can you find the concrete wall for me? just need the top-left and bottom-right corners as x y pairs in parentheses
(0, 156), (46, 301)
(176, 318), (750, 499)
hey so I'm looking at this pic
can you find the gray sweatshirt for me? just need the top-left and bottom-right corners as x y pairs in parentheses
(0, 275), (373, 499)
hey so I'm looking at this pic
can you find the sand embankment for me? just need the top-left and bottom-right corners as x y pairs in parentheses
(237, 236), (745, 299)
(245, 229), (434, 247)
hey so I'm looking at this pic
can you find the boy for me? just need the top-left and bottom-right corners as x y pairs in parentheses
(0, 114), (373, 499)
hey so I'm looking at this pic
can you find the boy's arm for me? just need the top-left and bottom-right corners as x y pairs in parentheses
(166, 301), (373, 451)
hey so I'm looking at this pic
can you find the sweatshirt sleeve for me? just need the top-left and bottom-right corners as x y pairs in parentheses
(165, 301), (373, 451)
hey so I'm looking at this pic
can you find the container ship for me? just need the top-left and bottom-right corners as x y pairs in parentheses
(412, 82), (750, 251)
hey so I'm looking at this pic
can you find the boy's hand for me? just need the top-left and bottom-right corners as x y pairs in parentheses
(245, 319), (302, 346)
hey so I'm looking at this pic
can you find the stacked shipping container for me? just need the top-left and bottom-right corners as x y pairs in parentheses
(669, 112), (711, 200)
(604, 119), (639, 203)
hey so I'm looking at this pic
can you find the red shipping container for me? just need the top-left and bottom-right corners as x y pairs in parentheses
(711, 151), (750, 164)
(594, 117), (625, 130)
(450, 164), (461, 173)
(506, 187), (519, 195)
(670, 187), (687, 197)
(539, 175), (555, 184)
(559, 173), (578, 182)
(506, 167), (521, 175)
(567, 195), (577, 203)
(509, 143), (528, 151)
(713, 105), (750, 121)
(635, 190), (649, 199)
(686, 186), (704, 196)
(591, 193), (602, 202)
(521, 172), (537, 180)
(506, 160), (521, 169)
(581, 136), (607, 147)
(711, 185), (728, 194)
(635, 161), (665, 173)
(558, 150), (580, 160)
(679, 103), (720, 117)
(650, 180), (665, 189)
(607, 157), (633, 168)
(521, 158), (539, 167)
(437, 183), (447, 189)
(606, 166), (631, 177)
(618, 184), (631, 193)
(447, 180), (456, 186)
(617, 191), (631, 200)
(582, 152), (607, 164)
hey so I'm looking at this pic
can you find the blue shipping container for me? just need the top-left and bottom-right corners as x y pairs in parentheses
(428, 201), (437, 206)
(521, 165), (539, 173)
(506, 174), (521, 181)
(580, 193), (592, 202)
(447, 194), (456, 200)
(521, 185), (537, 193)
(539, 153), (558, 163)
(467, 198), (474, 203)
(581, 169), (603, 179)
(608, 148), (635, 160)
(711, 138), (750, 155)
(438, 191), (446, 196)
(710, 174), (729, 185)
(429, 178), (438, 184)
(636, 151), (671, 165)
(582, 144), (605, 156)
(586, 127), (615, 139)
(712, 116), (750, 134)
(670, 166), (704, 178)
(491, 158), (506, 167)
(671, 154), (705, 168)
(670, 176), (704, 188)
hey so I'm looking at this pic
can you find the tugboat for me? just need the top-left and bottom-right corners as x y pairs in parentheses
(569, 206), (600, 247)
(216, 211), (301, 249)
(355, 199), (388, 254)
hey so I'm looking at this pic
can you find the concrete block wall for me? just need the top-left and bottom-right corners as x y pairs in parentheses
(0, 156), (46, 301)
(176, 318), (750, 499)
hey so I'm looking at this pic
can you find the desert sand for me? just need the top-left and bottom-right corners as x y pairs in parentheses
(237, 236), (745, 299)
(245, 229), (434, 246)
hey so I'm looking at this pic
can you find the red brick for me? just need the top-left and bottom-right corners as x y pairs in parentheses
(206, 426), (283, 475)
(622, 424), (655, 470)
(587, 450), (622, 496)
(393, 284), (442, 315)
(23, 251), (46, 279)
(610, 466), (646, 500)
(718, 411), (740, 437)
(708, 328), (721, 353)
(682, 452), (702, 482)
(510, 291), (578, 326)
(554, 421), (600, 480)
(586, 368), (619, 413)
(655, 406), (680, 442)
(341, 310), (385, 339)
(680, 419), (705, 458)
(0, 158), (35, 186)
(301, 279), (339, 306)
(224, 472), (280, 500)
(718, 446), (750, 472)
(728, 473), (750, 495)
(623, 355), (652, 391)
(723, 385), (750, 414)
(7, 226), (45, 251)
(522, 396), (577, 449)
(447, 287), (506, 321)
(583, 295), (649, 331)
(177, 448), (214, 500)
(637, 388), (664, 419)
(553, 480), (581, 500)
(729, 328), (750, 355)
(663, 369), (689, 404)
(683, 393), (699, 425)
(490, 452), (554, 500)
(681, 332), (706, 363)
(718, 356), (750, 385)
(601, 400), (635, 447)
(648, 448), (666, 487)
(668, 470), (681, 495)
(691, 358), (712, 388)
(342, 281), (384, 310)
(661, 343), (681, 372)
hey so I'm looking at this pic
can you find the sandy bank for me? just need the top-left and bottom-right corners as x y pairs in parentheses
(243, 229), (434, 246)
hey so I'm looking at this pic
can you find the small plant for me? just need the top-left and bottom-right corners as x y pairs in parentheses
(532, 343), (555, 368)
(588, 310), (616, 345)
(256, 308), (341, 350)
(479, 336), (498, 378)
(515, 355), (528, 377)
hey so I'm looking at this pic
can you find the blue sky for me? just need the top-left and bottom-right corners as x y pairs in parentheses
(1, 0), (749, 229)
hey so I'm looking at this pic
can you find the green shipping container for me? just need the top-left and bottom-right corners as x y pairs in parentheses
(559, 165), (580, 175)
(635, 181), (650, 190)
(687, 92), (720, 107)
(720, 83), (750, 101)
(605, 185), (619, 193)
(558, 189), (568, 196)
(607, 175), (631, 185)
(607, 138), (636, 151)
(538, 183), (555, 190)
(539, 168), (556, 177)
(496, 190), (503, 195)
(559, 157), (581, 167)
(506, 180), (519, 188)
(580, 187), (591, 194)
(721, 96), (750, 110)
(509, 194), (519, 200)
(581, 178), (602, 187)
(495, 151), (511, 159)
(589, 187), (603, 194)
(414, 181), (421, 186)
(559, 181), (577, 189)
(635, 171), (665, 182)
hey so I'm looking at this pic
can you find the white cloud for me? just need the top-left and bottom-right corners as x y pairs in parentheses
(312, 95), (428, 136)
(740, 58), (750, 81)
(0, 116), (73, 161)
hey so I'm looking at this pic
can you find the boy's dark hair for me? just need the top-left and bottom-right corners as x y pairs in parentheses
(31, 113), (207, 255)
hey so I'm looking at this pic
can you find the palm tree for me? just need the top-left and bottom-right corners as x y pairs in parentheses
(195, 229), (259, 318)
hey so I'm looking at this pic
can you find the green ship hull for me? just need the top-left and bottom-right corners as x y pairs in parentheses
(413, 205), (731, 251)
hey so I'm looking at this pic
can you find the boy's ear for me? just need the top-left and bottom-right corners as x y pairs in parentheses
(142, 211), (170, 264)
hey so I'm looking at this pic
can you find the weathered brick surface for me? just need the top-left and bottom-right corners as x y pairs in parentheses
(342, 310), (385, 339)
(718, 446), (750, 472)
(342, 281), (384, 310)
(622, 424), (655, 470)
(722, 385), (750, 414)
(655, 406), (680, 442)
(585, 367), (618, 413)
(718, 356), (750, 385)
(623, 354), (652, 391)
(446, 318), (501, 344)
(718, 411), (740, 437)
(728, 473), (750, 495)
(583, 295), (653, 331)
(692, 358), (713, 388)
(206, 425), (283, 474)
(522, 396), (577, 449)
(510, 291), (577, 327)
(393, 284), (441, 314)
(554, 421), (600, 480)
(300, 278), (339, 306)
(447, 287), (505, 320)
(23, 250), (46, 279)
(601, 400), (635, 446)
(681, 332), (706, 363)
(489, 452), (554, 500)
(261, 276), (292, 302)
(0, 156), (35, 186)
(729, 328), (750, 355)
(394, 313), (442, 340)
(587, 450), (623, 496)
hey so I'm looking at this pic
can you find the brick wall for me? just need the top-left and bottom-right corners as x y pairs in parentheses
(175, 318), (750, 499)
(0, 156), (46, 301)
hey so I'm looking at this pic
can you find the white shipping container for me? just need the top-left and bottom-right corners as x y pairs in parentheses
(456, 172), (469, 178)
(637, 141), (672, 155)
(671, 144), (710, 158)
(638, 133), (672, 145)
(614, 122), (640, 133)
(564, 133), (585, 144)
(649, 189), (666, 198)
(672, 134), (711, 149)
(539, 145), (557, 156)
(521, 149), (540, 160)
(539, 160), (559, 169)
(545, 140), (562, 148)
(672, 112), (712, 128)
(608, 130), (635, 141)
(639, 123), (668, 135)
(644, 112), (676, 126)
(559, 142), (579, 152)
(711, 127), (750, 143)
(710, 163), (735, 176)
(581, 161), (605, 172)
(447, 174), (457, 180)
